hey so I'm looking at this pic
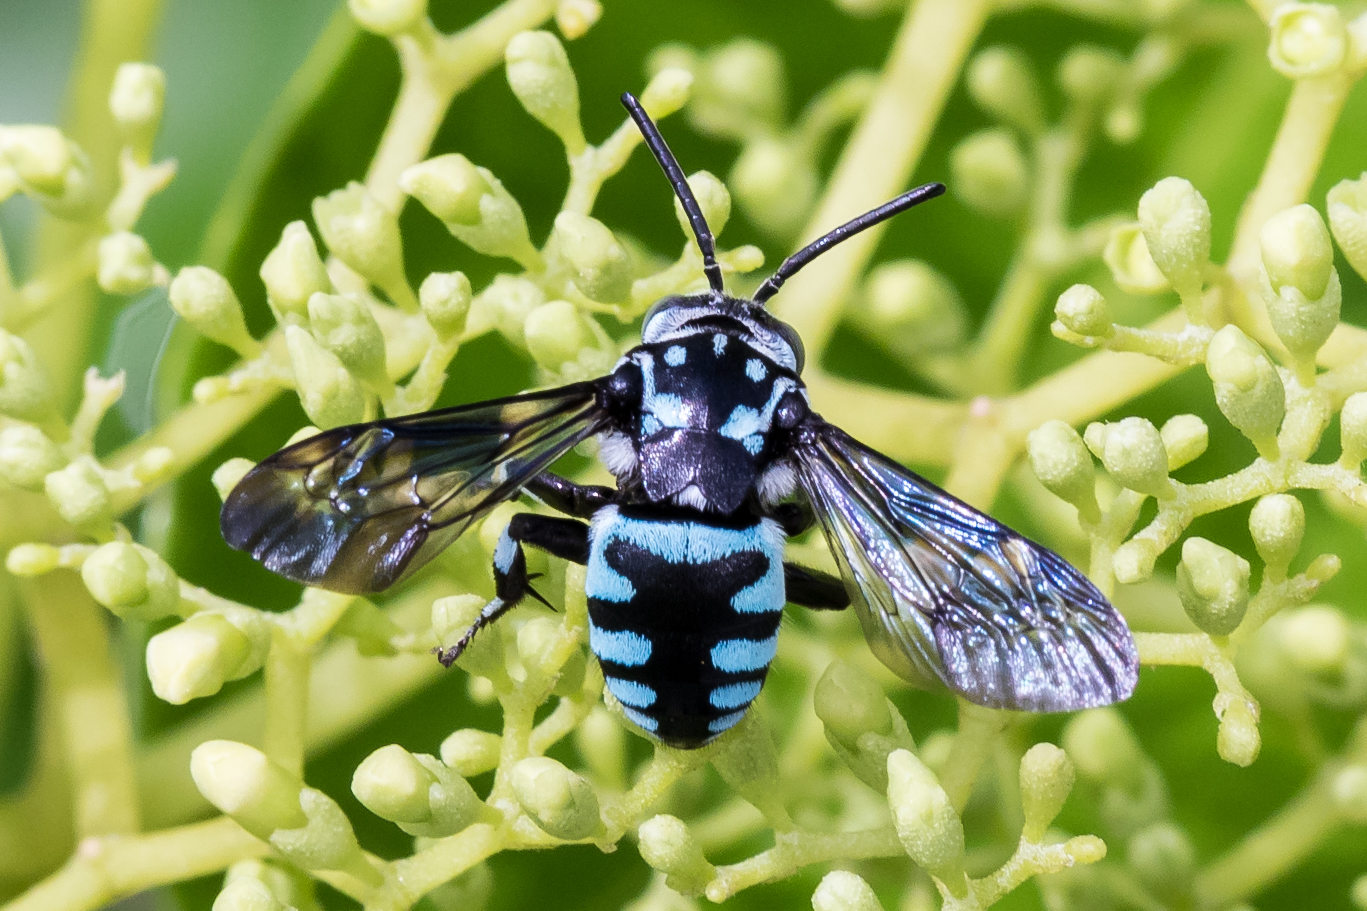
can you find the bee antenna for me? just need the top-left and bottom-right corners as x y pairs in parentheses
(621, 91), (725, 296)
(751, 182), (946, 307)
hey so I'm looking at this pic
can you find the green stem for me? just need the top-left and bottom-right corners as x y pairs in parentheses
(772, 0), (993, 352)
(383, 823), (504, 908)
(262, 633), (311, 778)
(705, 826), (904, 902)
(938, 700), (1009, 811)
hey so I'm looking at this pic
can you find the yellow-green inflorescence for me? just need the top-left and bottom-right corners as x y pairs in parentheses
(4, 2), (1367, 911)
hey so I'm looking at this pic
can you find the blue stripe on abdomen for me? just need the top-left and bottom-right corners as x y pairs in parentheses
(710, 636), (779, 673)
(589, 626), (651, 667)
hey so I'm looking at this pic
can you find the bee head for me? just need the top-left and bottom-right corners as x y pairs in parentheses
(641, 294), (805, 373)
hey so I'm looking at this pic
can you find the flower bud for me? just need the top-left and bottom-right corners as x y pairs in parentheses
(573, 706), (626, 790)
(1087, 417), (1172, 498)
(1268, 3), (1348, 78)
(1205, 325), (1285, 457)
(352, 744), (483, 837)
(0, 425), (63, 489)
(431, 594), (504, 679)
(81, 541), (181, 620)
(1112, 537), (1159, 584)
(0, 125), (94, 216)
(967, 46), (1044, 133)
(260, 222), (333, 325)
(637, 815), (714, 894)
(97, 231), (159, 295)
(1057, 45), (1124, 106)
(829, 0), (902, 14)
(812, 871), (885, 911)
(419, 271), (472, 340)
(440, 728), (502, 777)
(1332, 765), (1367, 822)
(1262, 204), (1334, 300)
(730, 138), (817, 238)
(510, 756), (602, 840)
(1126, 822), (1195, 903)
(0, 330), (55, 422)
(1160, 414), (1208, 470)
(524, 301), (593, 371)
(348, 0), (427, 36)
(400, 157), (538, 266)
(1279, 605), (1349, 675)
(1176, 537), (1250, 636)
(312, 183), (409, 304)
(1327, 173), (1367, 281)
(949, 129), (1028, 219)
(1027, 420), (1100, 521)
(170, 266), (259, 356)
(212, 458), (255, 502)
(109, 63), (166, 150)
(6, 543), (61, 576)
(672, 170), (731, 244)
(1055, 284), (1113, 338)
(1342, 392), (1367, 466)
(815, 659), (893, 752)
(516, 615), (566, 681)
(1138, 177), (1210, 301)
(1062, 709), (1145, 791)
(690, 39), (785, 139)
(1103, 223), (1170, 295)
(284, 325), (368, 429)
(886, 749), (965, 886)
(44, 460), (112, 528)
(506, 31), (585, 152)
(1249, 494), (1304, 576)
(147, 610), (271, 703)
(192, 740), (308, 837)
(1019, 743), (1076, 842)
(1216, 697), (1260, 766)
(553, 213), (632, 303)
(639, 66), (693, 119)
(555, 0), (601, 40)
(212, 878), (287, 911)
(854, 260), (966, 353)
(308, 293), (388, 391)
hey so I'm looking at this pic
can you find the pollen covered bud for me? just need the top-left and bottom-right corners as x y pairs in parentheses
(815, 659), (893, 753)
(553, 212), (632, 304)
(97, 231), (159, 295)
(0, 330), (55, 422)
(1176, 537), (1250, 636)
(352, 744), (484, 837)
(1055, 284), (1114, 339)
(348, 0), (427, 36)
(146, 609), (272, 704)
(1261, 205), (1340, 372)
(510, 756), (603, 840)
(212, 458), (255, 502)
(506, 31), (585, 153)
(261, 221), (333, 325)
(1279, 605), (1350, 675)
(949, 128), (1028, 219)
(0, 425), (63, 490)
(1342, 392), (1367, 467)
(811, 871), (885, 911)
(1027, 420), (1099, 523)
(1085, 417), (1172, 499)
(432, 594), (504, 680)
(109, 63), (166, 154)
(0, 125), (94, 216)
(439, 728), (502, 778)
(555, 0), (601, 39)
(854, 260), (966, 354)
(308, 292), (388, 392)
(1127, 822), (1196, 905)
(6, 543), (60, 577)
(1103, 223), (1170, 295)
(886, 749), (966, 888)
(730, 137), (817, 238)
(1019, 742), (1076, 842)
(1327, 173), (1367, 281)
(1138, 177), (1211, 302)
(1217, 697), (1260, 766)
(524, 301), (594, 372)
(1249, 494), (1304, 578)
(81, 541), (181, 620)
(1205, 325), (1285, 458)
(170, 266), (260, 357)
(420, 271), (472, 340)
(284, 325), (369, 429)
(967, 46), (1044, 133)
(1161, 414), (1208, 470)
(672, 170), (731, 243)
(637, 814), (714, 895)
(400, 156), (538, 267)
(639, 66), (694, 119)
(44, 460), (112, 529)
(1268, 3), (1348, 78)
(312, 183), (411, 309)
(1062, 708), (1146, 793)
(212, 876), (289, 911)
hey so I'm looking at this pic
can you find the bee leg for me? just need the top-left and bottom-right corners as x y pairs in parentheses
(436, 513), (590, 667)
(783, 562), (850, 610)
(523, 473), (618, 518)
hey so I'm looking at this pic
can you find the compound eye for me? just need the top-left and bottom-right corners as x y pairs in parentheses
(603, 360), (642, 412)
(776, 323), (805, 373)
(774, 391), (808, 430)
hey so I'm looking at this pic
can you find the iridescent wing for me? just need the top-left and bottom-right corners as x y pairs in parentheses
(221, 383), (608, 594)
(791, 419), (1137, 712)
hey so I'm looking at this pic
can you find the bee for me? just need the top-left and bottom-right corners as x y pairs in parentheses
(221, 93), (1138, 749)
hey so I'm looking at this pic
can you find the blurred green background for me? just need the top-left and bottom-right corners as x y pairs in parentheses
(3, 0), (1367, 908)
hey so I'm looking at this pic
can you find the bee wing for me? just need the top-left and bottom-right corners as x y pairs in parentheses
(221, 382), (608, 594)
(791, 419), (1137, 712)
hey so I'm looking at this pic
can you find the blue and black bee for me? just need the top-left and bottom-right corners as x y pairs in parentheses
(221, 93), (1138, 749)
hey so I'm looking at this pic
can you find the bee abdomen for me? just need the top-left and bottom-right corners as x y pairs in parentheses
(585, 507), (786, 749)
